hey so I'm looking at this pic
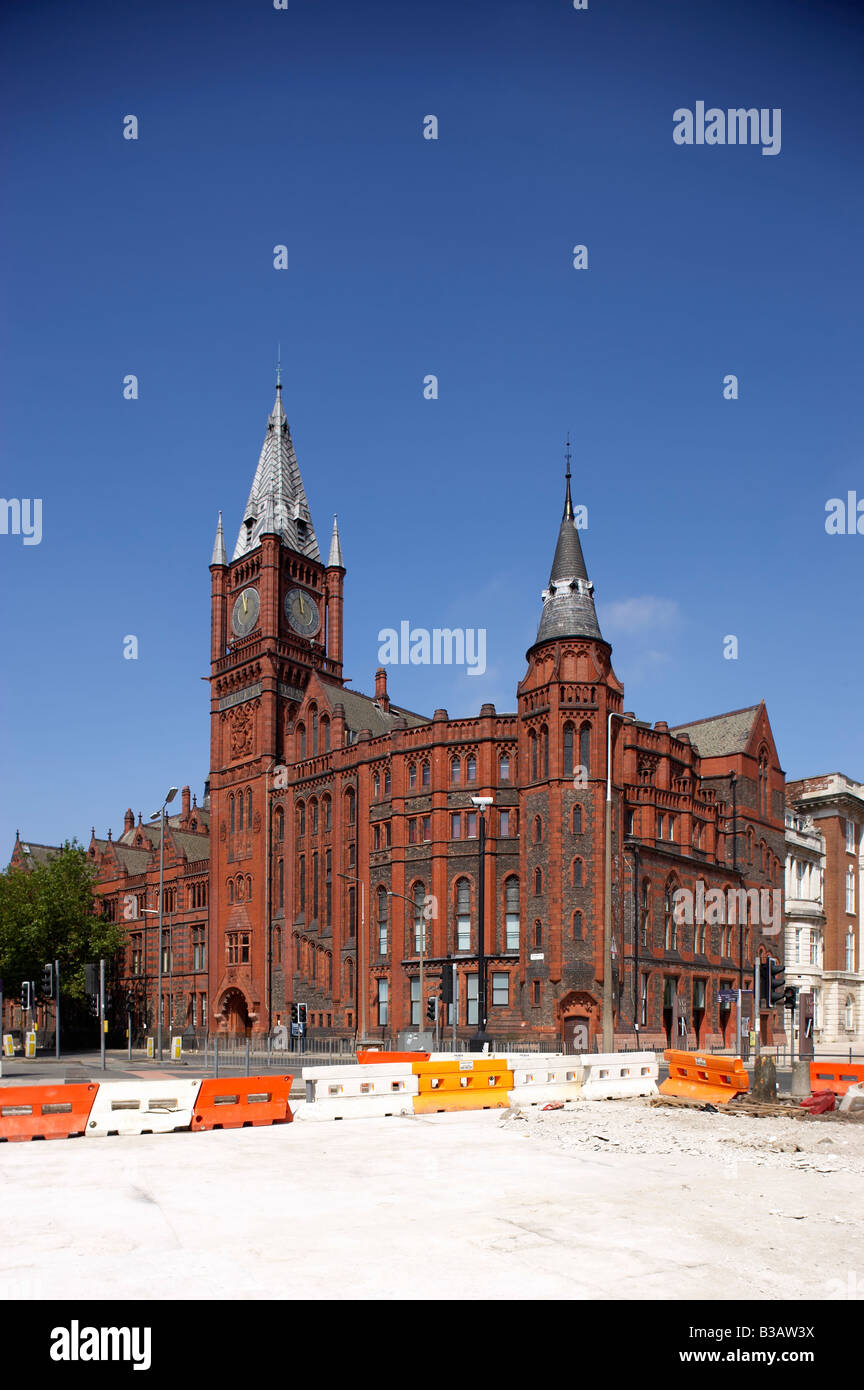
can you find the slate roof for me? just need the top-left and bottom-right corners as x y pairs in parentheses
(233, 384), (320, 562)
(535, 470), (602, 644)
(320, 681), (429, 737)
(669, 705), (761, 757)
(14, 840), (60, 866)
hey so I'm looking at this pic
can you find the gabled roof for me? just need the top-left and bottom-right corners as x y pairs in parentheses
(670, 705), (761, 758)
(319, 680), (429, 738)
(233, 383), (320, 562)
(14, 840), (60, 866)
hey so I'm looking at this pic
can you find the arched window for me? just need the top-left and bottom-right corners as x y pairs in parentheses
(323, 796), (331, 832)
(321, 715), (330, 752)
(451, 757), (461, 786)
(408, 764), (417, 789)
(456, 878), (471, 951)
(298, 723), (306, 760)
(640, 879), (650, 947)
(505, 877), (520, 950)
(579, 725), (591, 778)
(298, 856), (306, 913)
(246, 788), (252, 827)
(310, 799), (318, 835)
(844, 995), (855, 1031)
(541, 726), (549, 778)
(312, 852), (319, 918)
(348, 886), (356, 937)
(563, 723), (574, 778)
(274, 806), (284, 841)
(758, 749), (769, 816)
(238, 791), (244, 832)
(572, 804), (582, 834)
(310, 706), (318, 756)
(534, 867), (543, 895)
(747, 828), (754, 864)
(533, 920), (542, 948)
(373, 773), (380, 799)
(499, 753), (510, 781)
(413, 882), (427, 954)
(572, 909), (583, 940)
(533, 815), (543, 844)
(274, 926), (282, 964)
(466, 755), (476, 783)
(278, 858), (284, 908)
(297, 802), (305, 837)
(664, 878), (677, 951)
(422, 761), (430, 788)
(346, 957), (355, 1000)
(572, 858), (583, 888)
(228, 879), (234, 903)
(345, 787), (356, 826)
(229, 794), (235, 834)
(530, 731), (538, 781)
(377, 886), (389, 954)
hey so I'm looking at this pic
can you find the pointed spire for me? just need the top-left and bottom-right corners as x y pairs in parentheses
(211, 510), (227, 566)
(232, 376), (321, 562)
(328, 514), (344, 568)
(533, 445), (602, 646)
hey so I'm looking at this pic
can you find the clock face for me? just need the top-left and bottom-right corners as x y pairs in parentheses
(285, 587), (320, 636)
(231, 587), (260, 637)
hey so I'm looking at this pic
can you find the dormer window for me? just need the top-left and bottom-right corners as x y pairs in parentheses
(245, 518), (255, 542)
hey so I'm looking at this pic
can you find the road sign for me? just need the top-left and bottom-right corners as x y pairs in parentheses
(718, 990), (737, 1002)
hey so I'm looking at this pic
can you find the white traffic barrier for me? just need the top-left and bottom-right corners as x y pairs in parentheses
(579, 1053), (658, 1100)
(302, 1064), (417, 1119)
(85, 1079), (203, 1136)
(839, 1083), (864, 1114)
(507, 1063), (584, 1107)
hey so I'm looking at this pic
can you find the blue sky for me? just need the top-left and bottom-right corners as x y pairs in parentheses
(1, 0), (862, 854)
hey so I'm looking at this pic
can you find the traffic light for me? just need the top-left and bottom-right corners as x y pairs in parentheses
(41, 963), (53, 997)
(20, 981), (31, 1012)
(290, 1003), (298, 1025)
(783, 985), (798, 1013)
(426, 996), (437, 1023)
(298, 1003), (307, 1027)
(85, 963), (98, 996)
(757, 959), (770, 1007)
(768, 958), (786, 1008)
(440, 966), (453, 1007)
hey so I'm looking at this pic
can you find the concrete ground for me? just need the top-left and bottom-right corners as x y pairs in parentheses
(1, 1099), (861, 1301)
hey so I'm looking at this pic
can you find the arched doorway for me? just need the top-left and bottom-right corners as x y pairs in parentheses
(559, 990), (600, 1053)
(219, 987), (252, 1037)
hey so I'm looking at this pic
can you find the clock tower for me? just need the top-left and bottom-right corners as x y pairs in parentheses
(207, 375), (345, 1034)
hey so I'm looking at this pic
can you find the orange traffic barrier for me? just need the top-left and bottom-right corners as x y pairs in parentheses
(0, 1083), (98, 1142)
(659, 1051), (749, 1106)
(411, 1059), (513, 1113)
(357, 1051), (429, 1065)
(191, 1076), (293, 1130)
(809, 1062), (864, 1097)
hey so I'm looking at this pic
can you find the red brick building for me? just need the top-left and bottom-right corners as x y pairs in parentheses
(10, 382), (789, 1049)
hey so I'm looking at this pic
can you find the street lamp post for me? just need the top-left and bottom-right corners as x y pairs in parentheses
(387, 886), (427, 1034)
(470, 796), (493, 1049)
(604, 714), (633, 1052)
(149, 786), (178, 1062)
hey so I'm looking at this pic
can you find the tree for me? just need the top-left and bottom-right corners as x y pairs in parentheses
(0, 841), (125, 1000)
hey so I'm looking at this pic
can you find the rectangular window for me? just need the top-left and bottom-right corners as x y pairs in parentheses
(450, 813), (461, 839)
(377, 979), (388, 1026)
(466, 811), (478, 838)
(466, 974), (478, 1026)
(240, 932), (250, 964)
(505, 911), (519, 951)
(810, 932), (819, 966)
(499, 809), (510, 837)
(640, 973), (648, 1026)
(668, 816), (676, 842)
(373, 824), (381, 850)
(410, 977), (420, 1026)
(491, 972), (509, 1006)
(657, 814), (665, 840)
(847, 819), (857, 854)
(499, 755), (510, 781)
(795, 927), (803, 964)
(531, 980), (541, 1007)
(847, 934), (855, 972)
(384, 821), (391, 847)
(348, 842), (356, 869)
(422, 815), (431, 841)
(409, 765), (417, 789)
(457, 912), (471, 951)
(200, 993), (207, 1027)
(846, 869), (855, 914)
(408, 818), (417, 844)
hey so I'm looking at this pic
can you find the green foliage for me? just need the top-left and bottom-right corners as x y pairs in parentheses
(0, 841), (125, 1000)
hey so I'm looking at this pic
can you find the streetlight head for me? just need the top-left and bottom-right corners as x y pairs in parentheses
(471, 796), (493, 808)
(165, 787), (178, 804)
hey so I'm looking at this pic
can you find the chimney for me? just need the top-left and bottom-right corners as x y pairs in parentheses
(375, 667), (390, 711)
(181, 785), (191, 818)
(124, 808), (134, 834)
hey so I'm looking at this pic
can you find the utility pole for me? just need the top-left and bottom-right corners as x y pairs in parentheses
(604, 713), (633, 1051)
(54, 959), (60, 1060)
(99, 958), (106, 1072)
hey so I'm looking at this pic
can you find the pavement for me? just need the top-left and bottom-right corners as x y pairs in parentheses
(1, 1098), (862, 1301)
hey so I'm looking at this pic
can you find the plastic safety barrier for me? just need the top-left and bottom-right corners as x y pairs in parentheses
(191, 1075), (293, 1130)
(356, 1051), (429, 1065)
(411, 1058), (513, 1113)
(582, 1052), (659, 1100)
(508, 1063), (584, 1107)
(809, 1062), (864, 1098)
(302, 1064), (417, 1119)
(659, 1051), (747, 1105)
(0, 1083), (98, 1142)
(85, 1080), (203, 1137)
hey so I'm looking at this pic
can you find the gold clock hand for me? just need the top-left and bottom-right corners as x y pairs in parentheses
(243, 593), (248, 615)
